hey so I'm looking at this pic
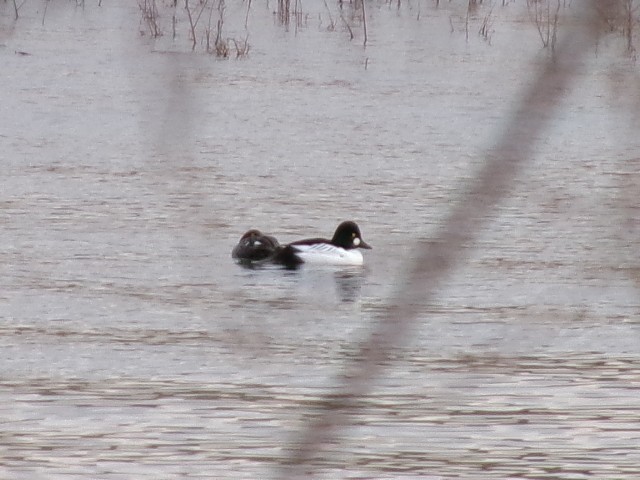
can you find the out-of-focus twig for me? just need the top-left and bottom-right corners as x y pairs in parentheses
(279, 1), (610, 477)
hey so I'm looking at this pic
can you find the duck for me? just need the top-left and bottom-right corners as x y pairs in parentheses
(232, 229), (280, 264)
(273, 221), (371, 268)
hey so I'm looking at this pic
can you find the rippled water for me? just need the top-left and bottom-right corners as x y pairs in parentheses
(2, 1), (640, 479)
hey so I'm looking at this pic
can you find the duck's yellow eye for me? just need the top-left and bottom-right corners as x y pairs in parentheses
(352, 232), (356, 238)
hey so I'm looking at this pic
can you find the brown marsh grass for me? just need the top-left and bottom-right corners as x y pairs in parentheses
(130, 1), (640, 59)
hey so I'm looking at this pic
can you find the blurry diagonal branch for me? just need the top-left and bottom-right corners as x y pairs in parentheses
(279, 0), (612, 477)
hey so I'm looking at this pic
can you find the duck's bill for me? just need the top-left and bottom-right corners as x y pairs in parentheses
(359, 240), (372, 249)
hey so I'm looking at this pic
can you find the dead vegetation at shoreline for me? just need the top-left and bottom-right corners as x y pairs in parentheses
(4, 1), (639, 59)
(127, 1), (640, 60)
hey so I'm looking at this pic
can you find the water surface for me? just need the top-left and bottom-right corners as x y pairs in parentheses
(1, 2), (639, 478)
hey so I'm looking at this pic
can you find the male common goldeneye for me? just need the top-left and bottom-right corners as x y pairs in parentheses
(273, 221), (371, 268)
(232, 229), (280, 264)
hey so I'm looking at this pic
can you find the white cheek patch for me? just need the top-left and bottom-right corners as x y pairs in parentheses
(353, 237), (361, 247)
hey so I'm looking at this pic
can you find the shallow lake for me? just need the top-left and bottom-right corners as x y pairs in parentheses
(1, 1), (639, 478)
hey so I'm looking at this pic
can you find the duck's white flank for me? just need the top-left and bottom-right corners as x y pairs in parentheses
(292, 243), (364, 265)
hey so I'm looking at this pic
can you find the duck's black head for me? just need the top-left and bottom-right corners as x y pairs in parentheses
(240, 229), (263, 242)
(331, 221), (372, 250)
(233, 229), (280, 263)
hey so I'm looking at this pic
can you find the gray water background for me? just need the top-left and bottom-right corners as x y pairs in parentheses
(1, 1), (640, 478)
